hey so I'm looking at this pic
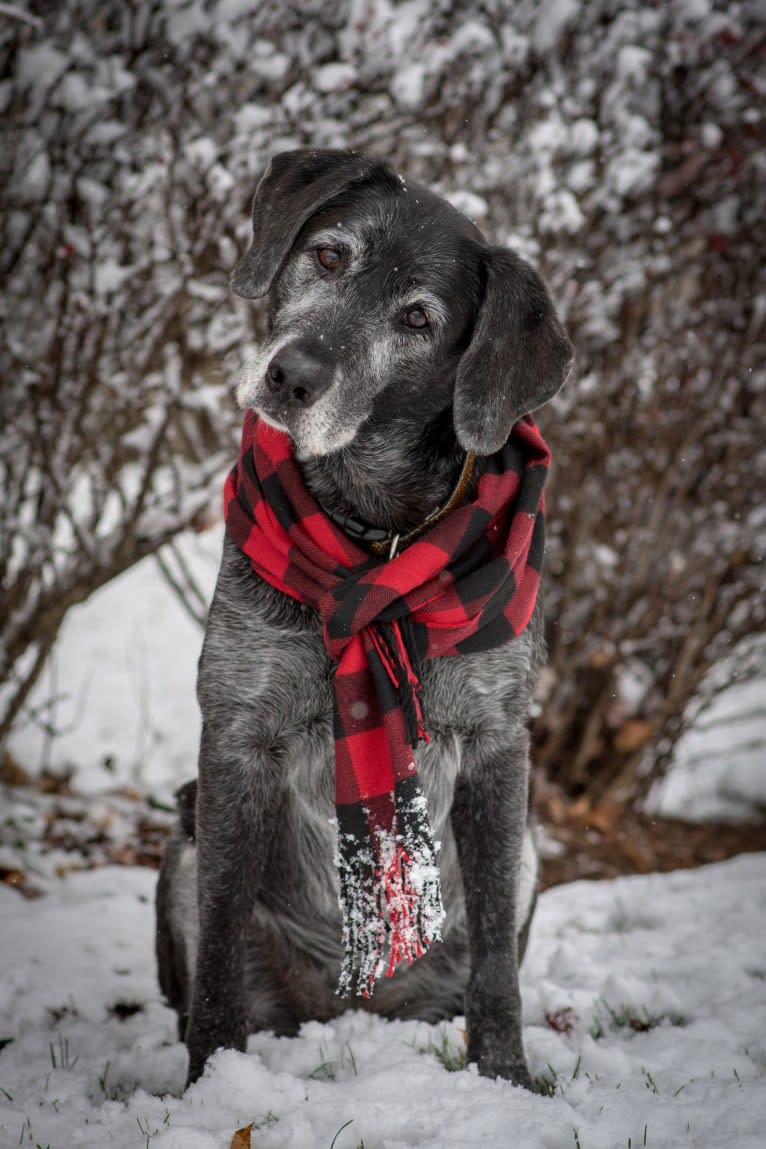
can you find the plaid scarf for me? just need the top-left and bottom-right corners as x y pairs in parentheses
(224, 410), (550, 997)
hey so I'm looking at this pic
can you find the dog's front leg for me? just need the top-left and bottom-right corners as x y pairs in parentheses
(185, 724), (274, 1085)
(451, 735), (533, 1089)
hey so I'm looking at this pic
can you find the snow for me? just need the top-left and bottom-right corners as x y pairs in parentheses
(0, 852), (764, 1148)
(14, 43), (68, 90)
(539, 190), (585, 236)
(532, 0), (580, 54)
(314, 64), (357, 94)
(391, 63), (426, 110)
(443, 190), (489, 223)
(6, 529), (221, 798)
(649, 675), (766, 822)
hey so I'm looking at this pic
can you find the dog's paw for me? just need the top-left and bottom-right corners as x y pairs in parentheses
(466, 1008), (532, 1088)
(465, 980), (532, 1088)
(474, 1049), (533, 1090)
(185, 1052), (206, 1089)
(185, 1016), (248, 1089)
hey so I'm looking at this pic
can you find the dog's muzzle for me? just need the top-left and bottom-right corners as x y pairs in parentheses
(266, 344), (332, 409)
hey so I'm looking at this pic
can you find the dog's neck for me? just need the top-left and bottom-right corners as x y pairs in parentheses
(300, 412), (469, 535)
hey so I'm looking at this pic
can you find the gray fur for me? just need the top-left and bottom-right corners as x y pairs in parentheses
(155, 148), (572, 1090)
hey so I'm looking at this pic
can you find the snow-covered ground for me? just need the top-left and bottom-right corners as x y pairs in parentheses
(2, 528), (765, 1148)
(0, 853), (764, 1148)
(5, 527), (224, 802)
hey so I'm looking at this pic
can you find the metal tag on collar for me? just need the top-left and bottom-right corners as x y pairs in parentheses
(388, 533), (401, 560)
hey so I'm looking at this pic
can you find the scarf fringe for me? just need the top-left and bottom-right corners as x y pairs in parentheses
(336, 792), (445, 998)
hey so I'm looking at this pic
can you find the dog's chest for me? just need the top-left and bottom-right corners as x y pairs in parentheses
(199, 543), (536, 953)
(202, 539), (535, 778)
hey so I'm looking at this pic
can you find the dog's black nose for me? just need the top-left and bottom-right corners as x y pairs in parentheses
(266, 345), (331, 408)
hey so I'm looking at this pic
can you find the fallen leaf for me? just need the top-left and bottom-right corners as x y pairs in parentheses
(230, 1124), (253, 1149)
(107, 843), (137, 866)
(618, 837), (652, 873)
(0, 867), (45, 899)
(568, 796), (592, 821)
(37, 770), (72, 795)
(586, 645), (615, 669)
(584, 801), (624, 835)
(1, 867), (26, 887)
(0, 751), (29, 786)
(613, 719), (653, 753)
(55, 863), (86, 878)
(545, 1007), (578, 1035)
(119, 786), (143, 801)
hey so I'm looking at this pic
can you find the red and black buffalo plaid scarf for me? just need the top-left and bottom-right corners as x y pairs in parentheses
(224, 410), (550, 997)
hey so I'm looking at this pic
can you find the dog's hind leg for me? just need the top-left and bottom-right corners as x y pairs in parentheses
(156, 781), (198, 1040)
(450, 728), (534, 1088)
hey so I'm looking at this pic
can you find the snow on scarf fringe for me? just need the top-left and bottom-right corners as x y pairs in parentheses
(224, 410), (550, 996)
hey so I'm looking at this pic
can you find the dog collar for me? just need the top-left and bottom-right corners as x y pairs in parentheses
(321, 451), (476, 560)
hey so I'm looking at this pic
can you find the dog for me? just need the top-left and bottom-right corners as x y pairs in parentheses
(156, 148), (572, 1090)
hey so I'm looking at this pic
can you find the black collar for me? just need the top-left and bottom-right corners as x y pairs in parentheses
(320, 452), (476, 560)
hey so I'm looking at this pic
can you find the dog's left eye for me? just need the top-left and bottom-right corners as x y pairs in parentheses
(404, 307), (430, 330)
(316, 247), (342, 271)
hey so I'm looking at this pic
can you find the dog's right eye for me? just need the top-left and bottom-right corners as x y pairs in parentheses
(316, 247), (342, 272)
(403, 307), (430, 330)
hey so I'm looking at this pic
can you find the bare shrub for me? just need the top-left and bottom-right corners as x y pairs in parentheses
(0, 2), (246, 739)
(531, 10), (766, 799)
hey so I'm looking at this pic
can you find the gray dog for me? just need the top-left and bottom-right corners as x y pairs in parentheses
(156, 148), (572, 1090)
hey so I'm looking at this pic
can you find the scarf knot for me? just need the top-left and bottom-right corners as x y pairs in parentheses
(224, 412), (550, 995)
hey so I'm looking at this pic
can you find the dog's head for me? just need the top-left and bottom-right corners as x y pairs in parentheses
(232, 149), (572, 457)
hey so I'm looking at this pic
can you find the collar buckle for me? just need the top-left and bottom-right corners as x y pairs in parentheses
(325, 452), (476, 560)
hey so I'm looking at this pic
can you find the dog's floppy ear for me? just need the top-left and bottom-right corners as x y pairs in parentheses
(230, 149), (379, 299)
(453, 248), (573, 455)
